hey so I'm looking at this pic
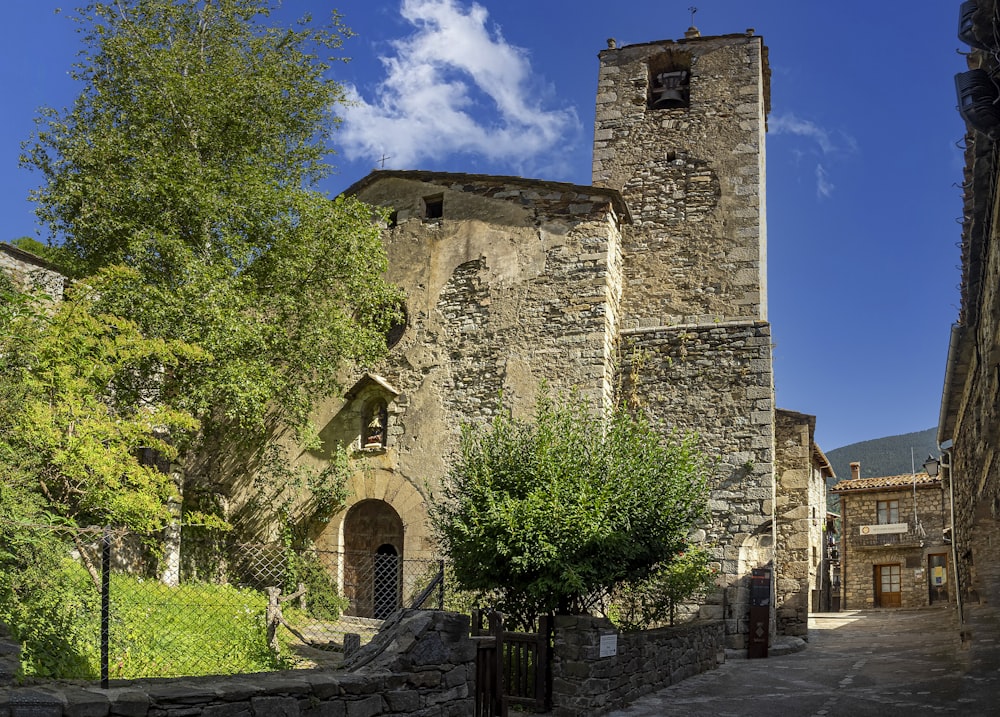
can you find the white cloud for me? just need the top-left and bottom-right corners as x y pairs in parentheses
(337, 0), (579, 173)
(815, 164), (834, 199)
(770, 112), (855, 200)
(770, 113), (837, 154)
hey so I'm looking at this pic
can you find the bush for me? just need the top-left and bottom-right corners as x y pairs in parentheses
(432, 391), (710, 626)
(610, 547), (717, 631)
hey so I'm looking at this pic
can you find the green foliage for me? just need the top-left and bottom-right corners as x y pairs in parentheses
(609, 546), (717, 631)
(110, 575), (278, 677)
(0, 528), (99, 680)
(13, 0), (402, 536)
(431, 391), (710, 625)
(283, 550), (348, 622)
(0, 278), (206, 532)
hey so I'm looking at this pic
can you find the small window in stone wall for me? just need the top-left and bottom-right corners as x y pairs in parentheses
(648, 51), (691, 110)
(423, 194), (443, 219)
(877, 499), (900, 525)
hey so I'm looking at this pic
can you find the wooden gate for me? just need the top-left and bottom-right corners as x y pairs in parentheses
(472, 610), (552, 716)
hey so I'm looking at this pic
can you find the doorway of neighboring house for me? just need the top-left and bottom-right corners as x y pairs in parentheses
(875, 564), (902, 607)
(928, 554), (949, 604)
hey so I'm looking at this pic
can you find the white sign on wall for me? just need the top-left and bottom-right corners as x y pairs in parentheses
(599, 633), (618, 658)
(859, 523), (908, 535)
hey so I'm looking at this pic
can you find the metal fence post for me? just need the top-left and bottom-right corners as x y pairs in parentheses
(438, 559), (445, 610)
(101, 528), (111, 688)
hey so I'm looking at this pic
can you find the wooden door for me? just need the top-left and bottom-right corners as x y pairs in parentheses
(876, 564), (902, 607)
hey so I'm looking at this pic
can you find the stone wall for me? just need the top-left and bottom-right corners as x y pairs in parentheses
(773, 410), (827, 637)
(0, 610), (474, 717)
(593, 33), (769, 325)
(0, 243), (65, 299)
(621, 320), (775, 648)
(837, 485), (950, 609)
(550, 615), (723, 717)
(298, 172), (627, 562)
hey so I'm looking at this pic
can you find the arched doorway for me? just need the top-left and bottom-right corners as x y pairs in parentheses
(343, 500), (404, 618)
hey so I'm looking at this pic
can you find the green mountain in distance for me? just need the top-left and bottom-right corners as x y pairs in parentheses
(824, 427), (939, 512)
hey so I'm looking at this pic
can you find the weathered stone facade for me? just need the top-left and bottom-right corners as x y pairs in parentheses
(831, 468), (951, 610)
(774, 410), (833, 636)
(276, 31), (791, 650)
(593, 32), (770, 326)
(938, 0), (1000, 652)
(0, 243), (64, 299)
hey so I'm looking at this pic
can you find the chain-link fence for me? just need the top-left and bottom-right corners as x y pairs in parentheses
(0, 520), (444, 684)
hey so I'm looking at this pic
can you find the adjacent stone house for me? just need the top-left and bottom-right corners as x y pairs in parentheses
(830, 463), (951, 609)
(937, 0), (1000, 648)
(774, 410), (835, 634)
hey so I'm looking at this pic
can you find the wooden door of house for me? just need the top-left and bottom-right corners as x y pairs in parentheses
(876, 564), (902, 607)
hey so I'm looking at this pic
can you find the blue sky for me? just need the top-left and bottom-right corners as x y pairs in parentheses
(0, 1), (964, 455)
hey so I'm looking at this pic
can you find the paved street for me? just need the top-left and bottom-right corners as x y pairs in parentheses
(604, 608), (998, 716)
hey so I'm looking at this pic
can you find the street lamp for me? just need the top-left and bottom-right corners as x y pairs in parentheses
(923, 455), (941, 477)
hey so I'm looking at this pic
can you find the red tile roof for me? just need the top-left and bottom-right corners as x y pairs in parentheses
(830, 473), (942, 493)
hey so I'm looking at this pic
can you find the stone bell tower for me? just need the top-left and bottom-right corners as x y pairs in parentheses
(596, 29), (776, 648)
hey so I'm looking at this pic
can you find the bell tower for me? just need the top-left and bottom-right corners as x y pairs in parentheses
(598, 30), (776, 649)
(594, 29), (769, 324)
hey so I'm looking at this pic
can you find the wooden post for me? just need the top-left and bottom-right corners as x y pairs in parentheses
(266, 586), (281, 658)
(489, 611), (507, 717)
(535, 616), (553, 712)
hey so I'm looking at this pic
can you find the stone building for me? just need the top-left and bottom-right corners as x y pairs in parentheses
(830, 463), (951, 609)
(297, 28), (813, 650)
(0, 243), (65, 299)
(937, 0), (1000, 649)
(774, 410), (835, 634)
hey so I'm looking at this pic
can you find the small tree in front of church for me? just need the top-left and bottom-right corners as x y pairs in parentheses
(430, 391), (710, 627)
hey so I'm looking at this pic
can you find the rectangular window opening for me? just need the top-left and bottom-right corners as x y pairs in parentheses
(877, 499), (900, 525)
(423, 194), (443, 219)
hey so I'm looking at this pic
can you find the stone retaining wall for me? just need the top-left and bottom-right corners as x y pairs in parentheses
(0, 610), (473, 717)
(550, 615), (724, 716)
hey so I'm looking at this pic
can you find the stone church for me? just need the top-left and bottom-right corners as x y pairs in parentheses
(0, 28), (832, 649)
(298, 28), (832, 649)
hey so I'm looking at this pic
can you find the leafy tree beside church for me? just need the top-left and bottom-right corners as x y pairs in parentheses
(11, 0), (402, 537)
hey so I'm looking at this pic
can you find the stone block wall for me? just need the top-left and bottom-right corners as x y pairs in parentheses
(593, 33), (769, 325)
(838, 486), (950, 609)
(550, 614), (723, 716)
(773, 410), (826, 636)
(0, 610), (474, 717)
(0, 243), (65, 299)
(621, 320), (775, 647)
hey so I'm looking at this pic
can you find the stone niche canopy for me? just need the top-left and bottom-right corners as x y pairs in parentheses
(345, 373), (400, 450)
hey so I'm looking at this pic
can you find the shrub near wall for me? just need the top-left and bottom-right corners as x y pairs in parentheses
(551, 615), (724, 716)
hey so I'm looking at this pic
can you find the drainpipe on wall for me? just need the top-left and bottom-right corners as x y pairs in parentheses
(944, 448), (964, 628)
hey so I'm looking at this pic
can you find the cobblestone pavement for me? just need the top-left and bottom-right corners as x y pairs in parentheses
(603, 608), (999, 717)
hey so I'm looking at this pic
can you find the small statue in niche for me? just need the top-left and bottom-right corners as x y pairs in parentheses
(365, 408), (386, 448)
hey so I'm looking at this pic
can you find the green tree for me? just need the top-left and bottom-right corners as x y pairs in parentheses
(610, 546), (718, 630)
(0, 274), (207, 534)
(431, 392), (710, 626)
(20, 0), (401, 527)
